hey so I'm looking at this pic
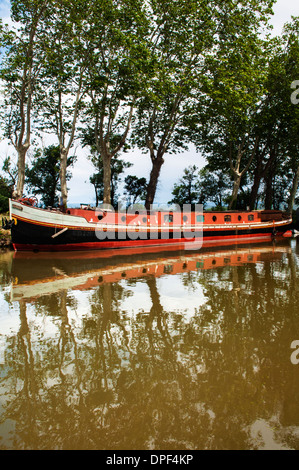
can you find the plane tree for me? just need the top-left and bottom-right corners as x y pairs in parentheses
(132, 0), (275, 210)
(0, 0), (50, 199)
(191, 31), (273, 209)
(131, 0), (218, 210)
(236, 18), (299, 212)
(81, 0), (148, 206)
(33, 0), (91, 210)
(278, 18), (299, 213)
(190, 13), (299, 213)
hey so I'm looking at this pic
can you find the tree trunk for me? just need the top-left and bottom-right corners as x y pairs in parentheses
(229, 136), (259, 211)
(229, 175), (242, 210)
(264, 156), (276, 210)
(288, 165), (299, 214)
(12, 147), (28, 199)
(249, 153), (264, 210)
(263, 145), (277, 210)
(145, 155), (164, 210)
(102, 154), (112, 206)
(60, 148), (68, 211)
(95, 187), (99, 207)
(264, 173), (273, 210)
(249, 173), (262, 211)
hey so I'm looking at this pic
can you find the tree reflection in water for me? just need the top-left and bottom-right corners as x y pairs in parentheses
(0, 242), (299, 449)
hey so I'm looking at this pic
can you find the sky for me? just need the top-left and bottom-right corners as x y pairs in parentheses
(0, 0), (299, 206)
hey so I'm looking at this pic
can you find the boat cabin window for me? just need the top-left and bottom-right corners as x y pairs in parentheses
(196, 215), (204, 222)
(238, 215), (242, 221)
(248, 214), (254, 221)
(142, 217), (147, 223)
(224, 215), (231, 222)
(212, 215), (217, 222)
(164, 213), (173, 223)
(164, 265), (173, 274)
(183, 215), (188, 222)
(97, 214), (104, 221)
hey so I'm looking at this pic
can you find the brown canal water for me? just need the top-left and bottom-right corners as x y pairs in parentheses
(0, 239), (299, 450)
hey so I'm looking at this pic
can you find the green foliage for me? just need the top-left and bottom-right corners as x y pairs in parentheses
(199, 168), (231, 209)
(25, 145), (76, 207)
(243, 18), (299, 210)
(168, 166), (203, 207)
(1, 157), (17, 188)
(168, 165), (231, 209)
(124, 175), (147, 207)
(0, 177), (13, 213)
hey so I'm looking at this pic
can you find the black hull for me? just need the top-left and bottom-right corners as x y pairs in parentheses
(11, 218), (293, 252)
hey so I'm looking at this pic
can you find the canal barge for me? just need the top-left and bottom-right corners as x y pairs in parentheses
(6, 198), (293, 252)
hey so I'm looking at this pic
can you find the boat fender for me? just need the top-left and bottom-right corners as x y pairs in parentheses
(1, 217), (8, 229)
(2, 217), (16, 229)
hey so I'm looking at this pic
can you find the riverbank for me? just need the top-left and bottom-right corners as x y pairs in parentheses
(0, 228), (12, 250)
(0, 214), (13, 250)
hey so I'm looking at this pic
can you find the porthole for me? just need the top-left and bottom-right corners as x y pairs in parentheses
(164, 214), (174, 223)
(238, 215), (242, 221)
(212, 215), (217, 222)
(142, 217), (147, 223)
(121, 216), (126, 222)
(183, 215), (188, 222)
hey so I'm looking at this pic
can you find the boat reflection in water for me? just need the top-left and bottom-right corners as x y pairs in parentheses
(1, 240), (299, 450)
(10, 240), (293, 301)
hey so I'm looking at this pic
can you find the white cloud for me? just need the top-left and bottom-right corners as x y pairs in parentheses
(271, 0), (299, 35)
